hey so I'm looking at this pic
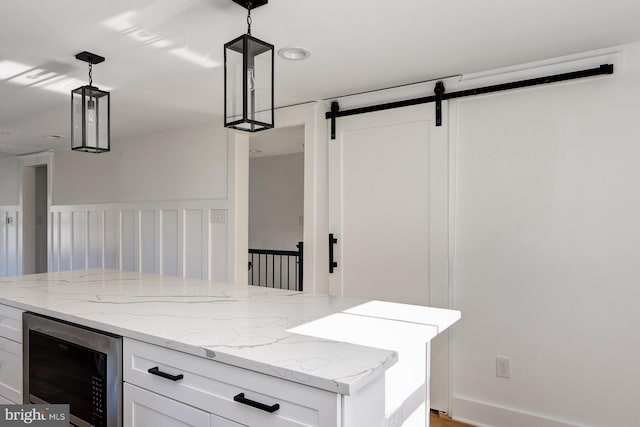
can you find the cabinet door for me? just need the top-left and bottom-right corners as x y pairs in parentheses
(210, 413), (244, 427)
(124, 383), (210, 427)
(0, 336), (22, 403)
(0, 395), (14, 404)
(0, 305), (23, 343)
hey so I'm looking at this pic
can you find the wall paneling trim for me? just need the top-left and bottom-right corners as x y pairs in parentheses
(0, 207), (20, 277)
(49, 201), (229, 281)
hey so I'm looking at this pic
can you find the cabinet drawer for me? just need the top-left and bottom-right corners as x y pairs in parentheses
(124, 383), (243, 427)
(125, 383), (210, 427)
(0, 305), (23, 343)
(124, 339), (339, 427)
(0, 336), (22, 403)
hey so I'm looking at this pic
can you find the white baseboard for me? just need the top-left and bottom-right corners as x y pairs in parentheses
(452, 396), (584, 427)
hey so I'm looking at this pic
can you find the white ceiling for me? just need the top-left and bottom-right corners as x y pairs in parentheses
(1, 0), (640, 156)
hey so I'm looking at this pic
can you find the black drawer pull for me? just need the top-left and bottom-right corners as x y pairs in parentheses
(233, 393), (280, 413)
(147, 366), (184, 381)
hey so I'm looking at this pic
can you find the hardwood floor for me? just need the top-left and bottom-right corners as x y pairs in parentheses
(430, 410), (476, 427)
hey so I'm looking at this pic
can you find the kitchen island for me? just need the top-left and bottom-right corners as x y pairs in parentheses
(0, 269), (460, 426)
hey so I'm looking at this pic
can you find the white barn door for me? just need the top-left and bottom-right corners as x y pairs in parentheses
(328, 103), (451, 412)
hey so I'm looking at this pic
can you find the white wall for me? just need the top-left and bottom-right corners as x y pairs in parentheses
(249, 153), (304, 251)
(0, 206), (19, 277)
(0, 157), (19, 276)
(272, 103), (329, 295)
(451, 43), (640, 427)
(47, 121), (233, 281)
(0, 157), (19, 206)
(53, 122), (228, 204)
(21, 166), (35, 274)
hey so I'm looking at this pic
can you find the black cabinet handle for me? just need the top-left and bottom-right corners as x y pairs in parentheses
(329, 233), (338, 273)
(233, 392), (280, 413)
(147, 366), (184, 381)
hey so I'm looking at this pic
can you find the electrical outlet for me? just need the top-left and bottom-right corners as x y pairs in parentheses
(210, 209), (227, 224)
(496, 356), (511, 379)
(6, 216), (13, 225)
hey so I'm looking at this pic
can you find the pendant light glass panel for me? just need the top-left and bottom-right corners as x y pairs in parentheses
(71, 86), (110, 153)
(224, 34), (274, 132)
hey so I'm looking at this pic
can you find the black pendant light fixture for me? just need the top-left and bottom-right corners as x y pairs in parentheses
(224, 0), (274, 132)
(71, 51), (110, 153)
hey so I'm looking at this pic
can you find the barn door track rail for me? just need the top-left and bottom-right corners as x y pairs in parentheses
(327, 63), (614, 139)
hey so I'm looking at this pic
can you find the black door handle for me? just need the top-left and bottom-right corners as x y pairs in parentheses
(329, 234), (338, 273)
(234, 392), (280, 413)
(147, 366), (184, 381)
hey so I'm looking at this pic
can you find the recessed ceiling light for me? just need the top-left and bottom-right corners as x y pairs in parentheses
(250, 149), (263, 153)
(277, 47), (311, 61)
(42, 134), (67, 139)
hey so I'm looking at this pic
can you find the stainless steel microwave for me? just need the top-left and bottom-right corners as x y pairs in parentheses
(23, 312), (122, 427)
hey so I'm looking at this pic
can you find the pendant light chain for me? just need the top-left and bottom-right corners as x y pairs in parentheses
(246, 2), (252, 35)
(88, 62), (93, 87)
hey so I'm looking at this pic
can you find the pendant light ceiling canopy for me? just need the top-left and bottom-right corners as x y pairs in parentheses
(232, 0), (268, 7)
(71, 51), (110, 153)
(224, 0), (274, 132)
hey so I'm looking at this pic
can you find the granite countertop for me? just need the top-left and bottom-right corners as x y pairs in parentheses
(0, 269), (397, 395)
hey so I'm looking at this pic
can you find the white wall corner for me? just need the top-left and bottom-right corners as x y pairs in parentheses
(229, 130), (249, 285)
(18, 151), (53, 275)
(272, 102), (328, 294)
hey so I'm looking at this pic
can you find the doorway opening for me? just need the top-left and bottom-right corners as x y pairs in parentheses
(248, 125), (305, 290)
(22, 164), (48, 274)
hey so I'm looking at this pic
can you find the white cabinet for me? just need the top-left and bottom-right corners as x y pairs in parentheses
(0, 305), (23, 343)
(125, 383), (242, 427)
(0, 394), (14, 405)
(123, 338), (340, 427)
(0, 337), (22, 403)
(0, 304), (23, 404)
(125, 383), (209, 427)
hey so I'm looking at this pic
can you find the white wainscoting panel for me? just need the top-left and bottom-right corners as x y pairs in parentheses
(0, 208), (19, 277)
(0, 211), (5, 276)
(8, 211), (17, 277)
(60, 212), (72, 271)
(210, 212), (228, 283)
(185, 209), (205, 280)
(72, 211), (87, 270)
(48, 201), (229, 281)
(121, 210), (137, 272)
(50, 212), (59, 273)
(140, 210), (156, 274)
(104, 211), (119, 270)
(161, 210), (179, 277)
(88, 211), (102, 269)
